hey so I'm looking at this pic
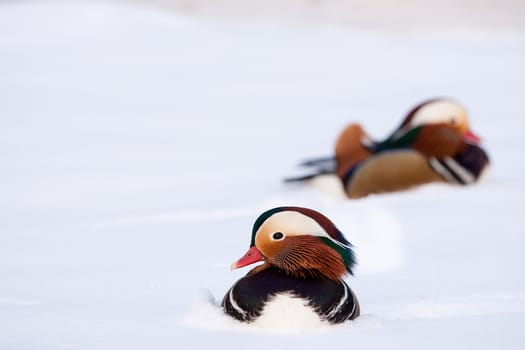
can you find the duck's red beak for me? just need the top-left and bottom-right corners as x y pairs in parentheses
(464, 129), (481, 143)
(230, 246), (264, 270)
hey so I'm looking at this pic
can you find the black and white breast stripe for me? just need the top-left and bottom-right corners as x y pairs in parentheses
(323, 279), (359, 323)
(222, 267), (359, 324)
(429, 157), (475, 185)
(225, 286), (248, 320)
(428, 143), (490, 185)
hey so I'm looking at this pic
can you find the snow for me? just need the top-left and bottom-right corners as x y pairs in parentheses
(1, 1), (525, 349)
(134, 0), (525, 35)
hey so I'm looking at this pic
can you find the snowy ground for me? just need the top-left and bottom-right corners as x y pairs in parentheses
(1, 1), (525, 349)
(133, 0), (525, 34)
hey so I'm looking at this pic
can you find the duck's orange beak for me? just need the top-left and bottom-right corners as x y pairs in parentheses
(464, 129), (481, 143)
(231, 246), (264, 270)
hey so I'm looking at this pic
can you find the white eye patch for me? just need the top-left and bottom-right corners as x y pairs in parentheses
(256, 211), (327, 238)
(409, 101), (465, 128)
(255, 211), (352, 250)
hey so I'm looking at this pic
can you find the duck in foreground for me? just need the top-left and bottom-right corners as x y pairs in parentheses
(222, 206), (359, 324)
(285, 98), (490, 198)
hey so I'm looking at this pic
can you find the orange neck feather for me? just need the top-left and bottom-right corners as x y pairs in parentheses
(268, 236), (347, 281)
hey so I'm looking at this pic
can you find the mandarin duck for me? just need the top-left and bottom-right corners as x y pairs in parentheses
(285, 98), (490, 198)
(222, 206), (360, 324)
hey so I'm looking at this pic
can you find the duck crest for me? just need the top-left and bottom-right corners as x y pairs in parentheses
(398, 97), (444, 129)
(252, 206), (347, 244)
(374, 97), (467, 153)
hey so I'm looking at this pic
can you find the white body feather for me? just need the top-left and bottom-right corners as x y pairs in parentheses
(252, 293), (327, 329)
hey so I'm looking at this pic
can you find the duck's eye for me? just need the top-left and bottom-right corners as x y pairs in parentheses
(272, 232), (284, 240)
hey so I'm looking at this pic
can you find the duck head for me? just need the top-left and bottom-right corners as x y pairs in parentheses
(231, 207), (356, 281)
(369, 98), (483, 154)
(396, 98), (481, 143)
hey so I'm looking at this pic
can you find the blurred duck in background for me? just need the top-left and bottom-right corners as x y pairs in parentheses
(286, 98), (490, 198)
